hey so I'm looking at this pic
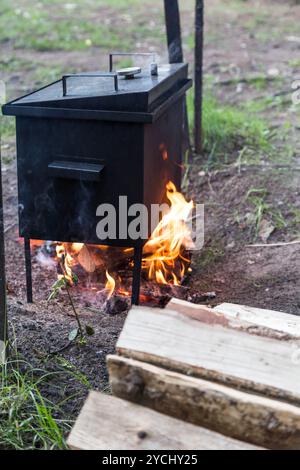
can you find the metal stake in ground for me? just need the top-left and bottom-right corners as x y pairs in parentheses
(0, 135), (8, 361)
(132, 245), (143, 306)
(194, 0), (204, 155)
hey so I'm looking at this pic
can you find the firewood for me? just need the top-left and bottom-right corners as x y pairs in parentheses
(67, 391), (261, 450)
(215, 302), (300, 340)
(168, 298), (300, 341)
(108, 355), (300, 450)
(77, 245), (96, 273)
(104, 296), (129, 315)
(116, 305), (300, 405)
(75, 245), (133, 274)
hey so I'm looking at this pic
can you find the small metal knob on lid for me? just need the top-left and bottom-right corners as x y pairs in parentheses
(150, 63), (158, 76)
(116, 67), (142, 79)
(109, 52), (158, 77)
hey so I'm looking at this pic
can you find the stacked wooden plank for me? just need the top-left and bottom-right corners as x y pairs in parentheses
(68, 299), (300, 450)
(68, 391), (261, 450)
(108, 299), (300, 450)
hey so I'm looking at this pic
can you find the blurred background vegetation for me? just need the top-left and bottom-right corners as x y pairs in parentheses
(1, 0), (286, 164)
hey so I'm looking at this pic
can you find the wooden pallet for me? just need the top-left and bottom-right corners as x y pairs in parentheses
(68, 300), (300, 450)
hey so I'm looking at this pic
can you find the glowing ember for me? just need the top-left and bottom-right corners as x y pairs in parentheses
(142, 181), (194, 285)
(105, 270), (116, 299)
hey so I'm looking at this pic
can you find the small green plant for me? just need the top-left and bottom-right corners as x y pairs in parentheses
(48, 257), (94, 345)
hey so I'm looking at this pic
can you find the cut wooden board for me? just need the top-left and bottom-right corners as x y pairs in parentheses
(168, 298), (300, 341)
(117, 305), (300, 405)
(67, 391), (261, 450)
(216, 302), (300, 340)
(108, 355), (300, 450)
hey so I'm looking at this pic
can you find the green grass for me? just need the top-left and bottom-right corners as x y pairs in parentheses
(1, 360), (69, 449)
(242, 95), (289, 114)
(0, 0), (158, 51)
(242, 186), (300, 240)
(0, 56), (35, 73)
(245, 188), (269, 238)
(31, 65), (65, 86)
(0, 353), (90, 450)
(188, 92), (271, 165)
(0, 116), (15, 140)
(0, 14), (125, 52)
(289, 58), (300, 68)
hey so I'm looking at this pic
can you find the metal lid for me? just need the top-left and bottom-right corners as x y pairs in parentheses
(3, 62), (189, 115)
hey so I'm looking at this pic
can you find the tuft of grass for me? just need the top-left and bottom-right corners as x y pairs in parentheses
(245, 188), (269, 238)
(242, 95), (289, 114)
(187, 92), (271, 163)
(289, 58), (300, 68)
(196, 242), (225, 271)
(1, 361), (68, 449)
(245, 188), (290, 240)
(0, 353), (90, 450)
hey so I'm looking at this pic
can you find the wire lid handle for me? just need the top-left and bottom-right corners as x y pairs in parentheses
(62, 72), (119, 96)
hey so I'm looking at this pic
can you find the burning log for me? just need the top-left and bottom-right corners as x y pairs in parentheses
(104, 296), (130, 316)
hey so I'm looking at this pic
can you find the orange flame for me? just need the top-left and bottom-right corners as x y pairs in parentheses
(52, 181), (192, 295)
(142, 181), (193, 285)
(56, 243), (83, 284)
(105, 270), (115, 299)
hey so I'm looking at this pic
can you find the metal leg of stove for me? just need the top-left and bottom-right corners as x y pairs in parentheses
(132, 245), (143, 306)
(24, 238), (33, 303)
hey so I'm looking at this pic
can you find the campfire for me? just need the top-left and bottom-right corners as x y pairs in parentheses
(35, 181), (194, 310)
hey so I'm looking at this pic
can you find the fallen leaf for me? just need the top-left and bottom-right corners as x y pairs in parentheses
(85, 325), (95, 336)
(68, 328), (79, 342)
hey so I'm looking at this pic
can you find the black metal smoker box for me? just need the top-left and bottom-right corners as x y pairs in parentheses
(2, 53), (192, 305)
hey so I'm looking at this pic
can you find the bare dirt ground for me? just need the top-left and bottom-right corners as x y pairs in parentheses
(1, 0), (300, 416)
